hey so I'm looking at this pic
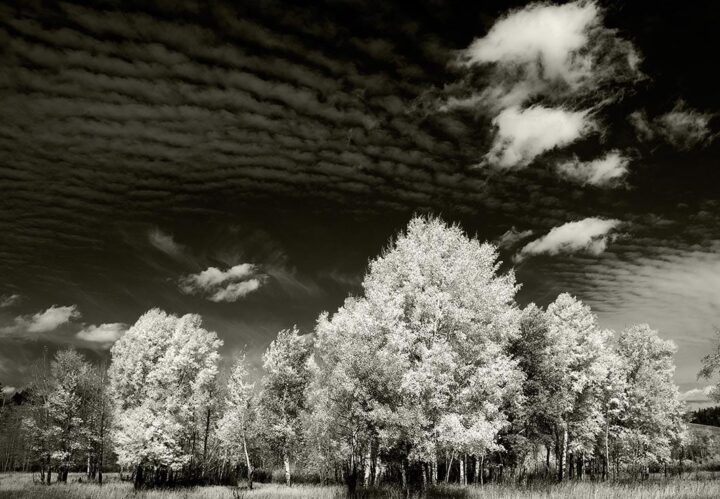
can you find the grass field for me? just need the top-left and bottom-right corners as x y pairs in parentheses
(3, 473), (720, 498)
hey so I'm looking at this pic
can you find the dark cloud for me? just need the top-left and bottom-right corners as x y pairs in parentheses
(0, 0), (719, 394)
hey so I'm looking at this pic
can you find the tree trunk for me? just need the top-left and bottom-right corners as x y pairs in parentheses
(445, 451), (454, 483)
(577, 454), (584, 480)
(401, 460), (407, 490)
(474, 454), (480, 484)
(459, 454), (465, 485)
(431, 454), (438, 485)
(558, 425), (567, 482)
(546, 445), (551, 477)
(98, 451), (103, 485)
(134, 464), (144, 490)
(98, 402), (105, 485)
(480, 454), (484, 485)
(363, 447), (372, 487)
(283, 450), (291, 486)
(603, 421), (609, 481)
(422, 463), (427, 488)
(374, 455), (382, 486)
(202, 407), (211, 477)
(243, 435), (254, 490)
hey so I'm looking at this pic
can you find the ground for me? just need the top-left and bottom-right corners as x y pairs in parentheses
(4, 473), (720, 498)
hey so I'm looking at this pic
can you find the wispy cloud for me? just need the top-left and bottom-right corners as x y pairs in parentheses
(556, 151), (630, 187)
(179, 264), (264, 302)
(496, 227), (534, 249)
(538, 236), (720, 386)
(148, 228), (185, 259)
(0, 294), (21, 308)
(1, 304), (81, 337)
(630, 100), (715, 150)
(518, 217), (622, 260)
(76, 322), (127, 347)
(656, 101), (715, 150)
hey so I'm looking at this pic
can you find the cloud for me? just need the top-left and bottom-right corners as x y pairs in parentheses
(1, 305), (81, 338)
(656, 101), (714, 150)
(148, 228), (185, 258)
(630, 101), (715, 150)
(0, 294), (21, 308)
(679, 385), (715, 403)
(1, 386), (17, 395)
(518, 217), (622, 259)
(556, 150), (630, 187)
(628, 110), (655, 141)
(450, 0), (641, 171)
(484, 106), (593, 169)
(457, 0), (641, 107)
(496, 227), (534, 249)
(76, 322), (127, 346)
(21, 305), (81, 333)
(557, 239), (720, 387)
(179, 263), (264, 302)
(461, 1), (599, 86)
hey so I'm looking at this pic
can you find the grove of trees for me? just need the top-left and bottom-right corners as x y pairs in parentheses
(0, 216), (691, 490)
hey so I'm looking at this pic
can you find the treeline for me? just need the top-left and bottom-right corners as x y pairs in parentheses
(0, 350), (112, 483)
(690, 407), (720, 427)
(0, 217), (691, 490)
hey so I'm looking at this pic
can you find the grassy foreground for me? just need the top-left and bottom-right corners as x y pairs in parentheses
(3, 473), (720, 498)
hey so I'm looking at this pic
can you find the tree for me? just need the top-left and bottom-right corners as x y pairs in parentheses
(1, 385), (32, 474)
(217, 354), (257, 488)
(312, 216), (523, 488)
(543, 293), (610, 481)
(700, 329), (720, 401)
(313, 297), (408, 489)
(595, 347), (627, 481)
(616, 324), (685, 477)
(48, 348), (92, 482)
(82, 361), (113, 484)
(508, 304), (555, 476)
(109, 309), (223, 488)
(24, 349), (53, 484)
(260, 326), (312, 486)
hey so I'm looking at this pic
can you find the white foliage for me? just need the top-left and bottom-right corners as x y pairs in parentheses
(109, 309), (222, 469)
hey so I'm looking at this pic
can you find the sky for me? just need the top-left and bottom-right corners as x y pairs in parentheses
(1, 0), (719, 405)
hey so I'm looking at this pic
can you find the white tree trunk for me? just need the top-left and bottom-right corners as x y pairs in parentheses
(243, 435), (254, 489)
(363, 447), (372, 487)
(445, 451), (454, 483)
(431, 454), (438, 485)
(374, 455), (382, 486)
(283, 450), (291, 486)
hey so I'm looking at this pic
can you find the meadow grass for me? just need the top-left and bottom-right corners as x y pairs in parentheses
(2, 473), (720, 498)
